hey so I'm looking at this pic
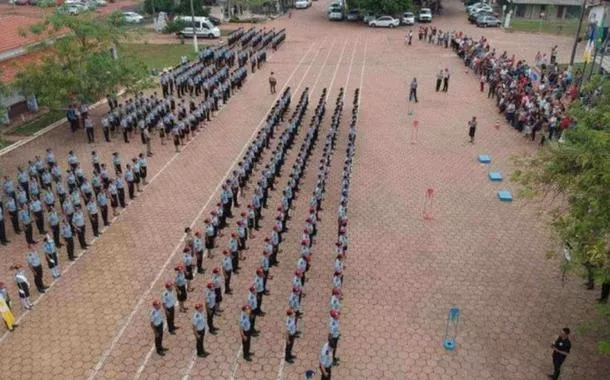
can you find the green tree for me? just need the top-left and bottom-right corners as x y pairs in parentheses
(0, 70), (10, 123)
(512, 75), (610, 354)
(143, 0), (211, 16)
(13, 11), (150, 108)
(349, 0), (413, 14)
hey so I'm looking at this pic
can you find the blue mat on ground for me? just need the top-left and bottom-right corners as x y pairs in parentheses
(478, 154), (491, 164)
(497, 190), (513, 202)
(489, 171), (503, 181)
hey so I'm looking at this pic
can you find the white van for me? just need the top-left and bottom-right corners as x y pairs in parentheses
(174, 16), (221, 39)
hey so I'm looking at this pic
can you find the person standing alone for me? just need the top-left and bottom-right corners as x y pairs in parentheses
(409, 78), (418, 103)
(269, 72), (277, 95)
(549, 328), (571, 380)
(468, 117), (477, 144)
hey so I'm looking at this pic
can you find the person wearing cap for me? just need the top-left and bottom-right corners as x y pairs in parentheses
(175, 265), (188, 312)
(319, 341), (333, 380)
(285, 308), (297, 363)
(237, 215), (248, 251)
(293, 271), (304, 299)
(192, 303), (209, 357)
(25, 245), (47, 293)
(60, 218), (76, 261)
(12, 265), (33, 310)
(205, 282), (218, 333)
(222, 251), (233, 294)
(332, 271), (342, 290)
(328, 310), (341, 365)
(304, 370), (316, 380)
(270, 226), (280, 266)
(228, 233), (240, 273)
(72, 206), (88, 250)
(19, 203), (36, 245)
(247, 286), (259, 335)
(334, 254), (345, 285)
(246, 205), (256, 234)
(288, 286), (302, 321)
(183, 247), (194, 292)
(86, 196), (100, 238)
(204, 219), (215, 258)
(240, 305), (253, 361)
(42, 234), (61, 279)
(193, 231), (205, 274)
(150, 300), (167, 356)
(212, 268), (223, 314)
(253, 269), (265, 315)
(161, 281), (178, 335)
(329, 288), (342, 312)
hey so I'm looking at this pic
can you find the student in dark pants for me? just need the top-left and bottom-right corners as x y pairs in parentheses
(549, 328), (571, 380)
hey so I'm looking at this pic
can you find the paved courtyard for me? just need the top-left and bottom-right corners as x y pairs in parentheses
(0, 1), (606, 379)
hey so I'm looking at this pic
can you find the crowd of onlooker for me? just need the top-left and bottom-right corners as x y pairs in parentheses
(446, 32), (581, 145)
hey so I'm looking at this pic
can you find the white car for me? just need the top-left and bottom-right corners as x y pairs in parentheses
(401, 12), (415, 25)
(95, 0), (107, 6)
(468, 4), (492, 14)
(368, 15), (399, 28)
(295, 0), (311, 9)
(328, 8), (343, 21)
(122, 11), (144, 23)
(418, 8), (432, 22)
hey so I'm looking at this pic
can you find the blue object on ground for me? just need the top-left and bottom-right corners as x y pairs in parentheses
(478, 154), (491, 164)
(489, 171), (503, 181)
(497, 190), (513, 202)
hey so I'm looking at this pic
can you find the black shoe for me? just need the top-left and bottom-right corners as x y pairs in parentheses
(162, 347), (169, 352)
(169, 331), (176, 335)
(259, 311), (266, 317)
(197, 352), (209, 358)
(263, 291), (270, 296)
(243, 356), (252, 362)
(197, 268), (205, 274)
(157, 350), (166, 356)
(285, 357), (294, 364)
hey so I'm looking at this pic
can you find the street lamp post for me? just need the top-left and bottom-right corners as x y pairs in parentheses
(190, 0), (199, 53)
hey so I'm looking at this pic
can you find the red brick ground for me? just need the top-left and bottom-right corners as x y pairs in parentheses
(0, 1), (605, 379)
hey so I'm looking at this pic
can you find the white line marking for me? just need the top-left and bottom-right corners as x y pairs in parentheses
(227, 37), (332, 380)
(325, 39), (349, 101)
(128, 41), (320, 380)
(344, 39), (358, 92)
(309, 39), (337, 99)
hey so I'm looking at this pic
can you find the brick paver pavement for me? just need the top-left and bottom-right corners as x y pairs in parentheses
(0, 1), (606, 379)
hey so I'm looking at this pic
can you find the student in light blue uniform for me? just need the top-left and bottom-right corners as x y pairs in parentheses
(205, 282), (218, 334)
(150, 300), (167, 356)
(72, 206), (88, 250)
(61, 218), (76, 261)
(161, 281), (177, 334)
(240, 305), (253, 361)
(19, 204), (35, 245)
(285, 308), (297, 363)
(42, 235), (60, 278)
(328, 310), (341, 365)
(319, 342), (333, 380)
(222, 250), (233, 294)
(30, 195), (46, 235)
(25, 245), (46, 293)
(192, 303), (208, 357)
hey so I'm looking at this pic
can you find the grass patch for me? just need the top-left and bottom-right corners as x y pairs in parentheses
(123, 43), (206, 71)
(509, 18), (580, 36)
(0, 138), (12, 149)
(12, 110), (64, 136)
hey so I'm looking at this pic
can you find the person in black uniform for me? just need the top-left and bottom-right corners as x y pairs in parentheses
(549, 328), (571, 380)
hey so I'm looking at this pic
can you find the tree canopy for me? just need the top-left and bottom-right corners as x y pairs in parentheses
(512, 76), (610, 353)
(13, 11), (150, 108)
(347, 0), (413, 15)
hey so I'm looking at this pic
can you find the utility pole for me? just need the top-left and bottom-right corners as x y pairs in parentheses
(569, 0), (587, 68)
(190, 0), (199, 53)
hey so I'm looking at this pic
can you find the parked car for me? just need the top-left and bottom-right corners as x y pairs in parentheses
(295, 0), (311, 9)
(468, 3), (493, 15)
(468, 10), (496, 23)
(94, 0), (108, 6)
(328, 7), (344, 21)
(122, 11), (144, 23)
(56, 3), (86, 15)
(174, 16), (221, 38)
(207, 16), (222, 26)
(368, 15), (400, 28)
(476, 15), (501, 27)
(346, 9), (361, 21)
(418, 8), (432, 22)
(401, 11), (415, 25)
